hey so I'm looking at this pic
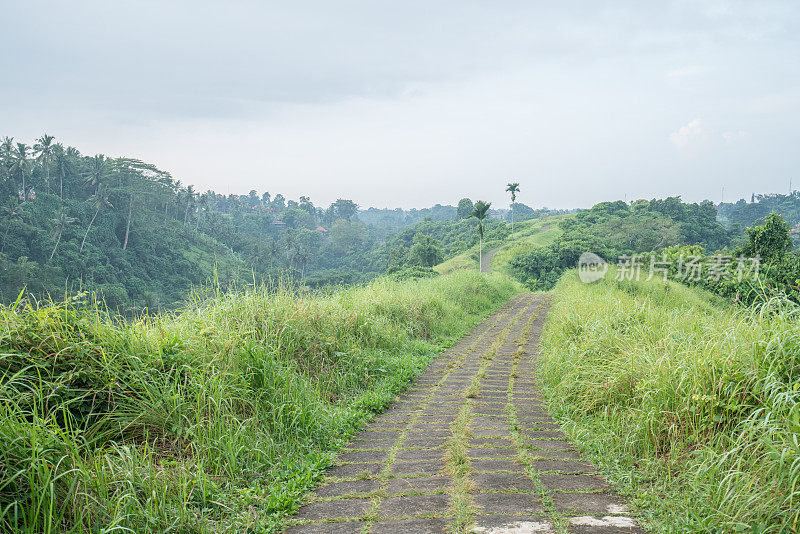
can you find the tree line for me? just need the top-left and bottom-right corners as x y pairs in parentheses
(2, 135), (547, 311)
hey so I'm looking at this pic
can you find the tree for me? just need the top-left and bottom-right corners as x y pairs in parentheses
(197, 191), (211, 230)
(268, 237), (279, 268)
(83, 155), (111, 194)
(456, 198), (474, 220)
(470, 200), (491, 272)
(299, 195), (315, 215)
(0, 201), (23, 253)
(247, 189), (260, 208)
(10, 143), (31, 201)
(1, 137), (14, 191)
(80, 188), (113, 253)
(330, 199), (359, 222)
(184, 185), (197, 226)
(409, 234), (443, 267)
(506, 182), (520, 235)
(33, 134), (55, 194)
(741, 212), (793, 262)
(111, 158), (171, 250)
(49, 209), (77, 261)
(272, 193), (286, 209)
(52, 143), (74, 200)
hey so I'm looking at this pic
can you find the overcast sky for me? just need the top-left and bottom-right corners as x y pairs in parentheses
(3, 1), (800, 209)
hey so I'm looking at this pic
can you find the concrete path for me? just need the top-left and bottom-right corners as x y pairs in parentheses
(285, 294), (643, 533)
(480, 247), (501, 273)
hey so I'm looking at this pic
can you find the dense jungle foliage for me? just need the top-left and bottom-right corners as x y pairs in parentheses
(508, 197), (737, 289)
(0, 135), (541, 312)
(719, 191), (800, 234)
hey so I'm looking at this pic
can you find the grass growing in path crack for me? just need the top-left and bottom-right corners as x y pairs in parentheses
(505, 301), (563, 531)
(445, 403), (475, 533)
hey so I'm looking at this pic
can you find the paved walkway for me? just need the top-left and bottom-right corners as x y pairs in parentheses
(480, 247), (501, 273)
(285, 294), (643, 533)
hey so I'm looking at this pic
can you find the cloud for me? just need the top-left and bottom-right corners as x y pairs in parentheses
(722, 130), (751, 143)
(669, 118), (704, 148)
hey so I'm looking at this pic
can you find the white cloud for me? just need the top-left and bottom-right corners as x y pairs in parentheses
(669, 118), (704, 148)
(722, 130), (751, 143)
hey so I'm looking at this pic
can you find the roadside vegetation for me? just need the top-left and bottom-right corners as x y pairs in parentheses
(539, 271), (799, 532)
(510, 197), (736, 290)
(0, 271), (517, 533)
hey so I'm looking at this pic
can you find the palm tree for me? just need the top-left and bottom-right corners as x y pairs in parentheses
(294, 245), (310, 280)
(34, 134), (55, 194)
(10, 143), (32, 201)
(183, 185), (197, 226)
(470, 200), (492, 272)
(197, 192), (211, 230)
(110, 157), (171, 250)
(52, 143), (73, 200)
(82, 155), (110, 194)
(0, 202), (23, 253)
(49, 209), (77, 261)
(80, 188), (113, 253)
(268, 237), (279, 268)
(0, 137), (13, 159)
(1, 137), (13, 185)
(506, 182), (520, 236)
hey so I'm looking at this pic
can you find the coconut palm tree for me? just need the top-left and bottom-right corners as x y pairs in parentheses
(52, 143), (74, 200)
(471, 200), (492, 272)
(0, 202), (23, 253)
(197, 191), (211, 230)
(183, 185), (197, 226)
(268, 237), (279, 268)
(34, 134), (55, 194)
(83, 155), (110, 194)
(49, 209), (77, 261)
(80, 188), (113, 253)
(506, 182), (520, 236)
(0, 137), (13, 159)
(1, 137), (13, 186)
(10, 143), (32, 201)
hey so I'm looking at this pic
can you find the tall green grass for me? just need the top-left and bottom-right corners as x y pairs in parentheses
(0, 271), (518, 533)
(540, 270), (799, 532)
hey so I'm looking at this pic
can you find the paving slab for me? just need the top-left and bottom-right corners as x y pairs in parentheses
(326, 463), (384, 478)
(294, 498), (371, 521)
(285, 522), (365, 534)
(314, 479), (381, 498)
(551, 492), (631, 515)
(370, 517), (450, 533)
(471, 515), (554, 533)
(390, 459), (445, 476)
(376, 494), (450, 518)
(472, 492), (546, 514)
(384, 476), (449, 495)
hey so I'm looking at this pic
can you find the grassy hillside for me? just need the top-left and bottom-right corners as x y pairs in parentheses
(0, 271), (518, 533)
(488, 216), (567, 276)
(540, 271), (799, 532)
(434, 215), (566, 275)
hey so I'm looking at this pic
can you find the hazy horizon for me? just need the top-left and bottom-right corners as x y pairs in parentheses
(4, 1), (800, 210)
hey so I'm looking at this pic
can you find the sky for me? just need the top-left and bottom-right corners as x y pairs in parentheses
(3, 1), (800, 210)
